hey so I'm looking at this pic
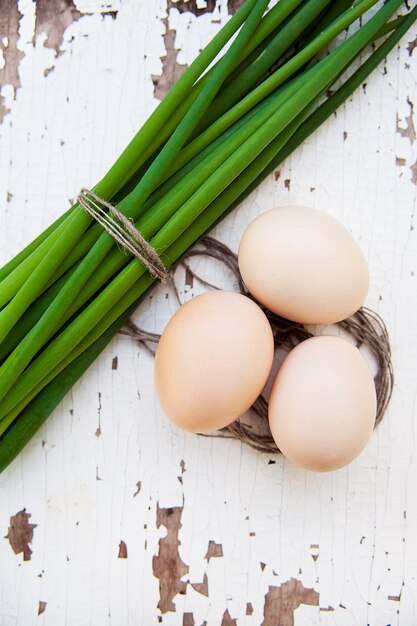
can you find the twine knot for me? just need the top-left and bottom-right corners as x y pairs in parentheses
(77, 188), (170, 282)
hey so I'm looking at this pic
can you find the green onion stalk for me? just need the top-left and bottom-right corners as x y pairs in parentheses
(0, 0), (415, 471)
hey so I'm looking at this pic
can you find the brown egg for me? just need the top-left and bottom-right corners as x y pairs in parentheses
(268, 335), (377, 472)
(238, 206), (369, 324)
(155, 291), (274, 432)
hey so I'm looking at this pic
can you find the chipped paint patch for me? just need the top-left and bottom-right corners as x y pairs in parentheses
(34, 0), (84, 54)
(153, 504), (189, 613)
(246, 602), (254, 615)
(227, 0), (245, 14)
(397, 98), (416, 144)
(167, 0), (216, 16)
(411, 161), (417, 184)
(191, 573), (208, 597)
(152, 18), (187, 101)
(0, 0), (23, 121)
(221, 609), (237, 625)
(95, 392), (102, 438)
(166, 0), (245, 17)
(395, 95), (416, 184)
(5, 509), (37, 561)
(38, 601), (47, 615)
(0, 0), (120, 122)
(261, 579), (319, 626)
(118, 540), (128, 558)
(205, 539), (223, 561)
(408, 37), (417, 56)
(388, 591), (402, 602)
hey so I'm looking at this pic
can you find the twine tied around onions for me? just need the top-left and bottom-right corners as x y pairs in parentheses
(78, 188), (170, 282)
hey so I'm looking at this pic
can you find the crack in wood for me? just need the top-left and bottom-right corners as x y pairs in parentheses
(185, 266), (194, 288)
(178, 459), (186, 483)
(5, 509), (37, 561)
(261, 579), (319, 626)
(153, 504), (189, 613)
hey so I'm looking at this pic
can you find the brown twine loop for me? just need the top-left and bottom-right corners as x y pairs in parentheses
(121, 235), (394, 456)
(77, 188), (170, 282)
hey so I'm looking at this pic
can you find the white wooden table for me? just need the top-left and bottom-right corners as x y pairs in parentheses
(0, 1), (416, 624)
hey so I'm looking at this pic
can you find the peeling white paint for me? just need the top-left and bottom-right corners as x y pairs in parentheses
(0, 2), (416, 625)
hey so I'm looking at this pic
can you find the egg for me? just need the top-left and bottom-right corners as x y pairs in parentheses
(238, 206), (369, 324)
(155, 291), (274, 432)
(268, 335), (376, 472)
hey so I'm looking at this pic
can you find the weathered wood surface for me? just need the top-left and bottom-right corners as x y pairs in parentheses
(0, 1), (416, 624)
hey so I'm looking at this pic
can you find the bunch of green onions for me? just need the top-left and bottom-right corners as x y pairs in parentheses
(0, 0), (415, 471)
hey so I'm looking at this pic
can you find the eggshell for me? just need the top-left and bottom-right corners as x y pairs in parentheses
(155, 291), (274, 432)
(238, 206), (369, 324)
(268, 335), (376, 472)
